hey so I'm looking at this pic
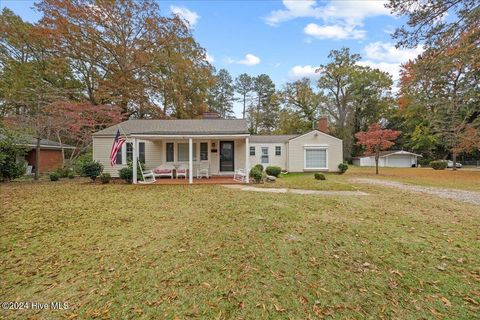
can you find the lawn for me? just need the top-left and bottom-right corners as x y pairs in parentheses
(1, 173), (479, 319)
(260, 172), (358, 191)
(347, 166), (480, 191)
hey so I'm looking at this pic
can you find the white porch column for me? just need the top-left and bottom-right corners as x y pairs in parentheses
(245, 137), (250, 183)
(132, 137), (138, 184)
(188, 137), (193, 184)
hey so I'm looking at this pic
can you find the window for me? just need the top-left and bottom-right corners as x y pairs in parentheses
(305, 148), (327, 169)
(178, 143), (197, 161)
(166, 143), (174, 162)
(115, 146), (122, 164)
(126, 142), (133, 162)
(200, 142), (208, 161)
(139, 142), (145, 164)
(275, 146), (281, 156)
(261, 147), (269, 164)
(250, 146), (255, 156)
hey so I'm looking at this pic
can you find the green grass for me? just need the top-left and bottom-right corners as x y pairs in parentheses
(261, 172), (357, 191)
(1, 175), (479, 319)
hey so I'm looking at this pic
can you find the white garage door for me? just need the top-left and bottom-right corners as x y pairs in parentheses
(387, 155), (413, 167)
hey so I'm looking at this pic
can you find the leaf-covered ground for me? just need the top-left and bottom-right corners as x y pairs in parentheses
(1, 170), (479, 319)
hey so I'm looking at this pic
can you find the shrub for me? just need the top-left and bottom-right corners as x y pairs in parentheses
(67, 171), (75, 179)
(56, 166), (72, 178)
(81, 161), (103, 181)
(99, 173), (111, 184)
(74, 152), (93, 175)
(430, 160), (447, 170)
(49, 172), (60, 181)
(119, 167), (133, 183)
(314, 173), (326, 180)
(254, 164), (264, 172)
(265, 166), (281, 177)
(249, 167), (263, 183)
(0, 127), (27, 181)
(338, 162), (348, 174)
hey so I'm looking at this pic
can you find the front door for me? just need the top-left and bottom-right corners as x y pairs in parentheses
(220, 141), (234, 172)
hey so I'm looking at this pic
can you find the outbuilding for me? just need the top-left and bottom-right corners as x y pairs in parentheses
(352, 150), (422, 168)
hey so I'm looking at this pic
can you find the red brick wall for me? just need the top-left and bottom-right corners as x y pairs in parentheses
(25, 149), (64, 173)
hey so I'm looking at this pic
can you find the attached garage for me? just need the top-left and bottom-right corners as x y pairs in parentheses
(353, 150), (422, 168)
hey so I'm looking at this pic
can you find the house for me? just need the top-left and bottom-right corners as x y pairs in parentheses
(92, 117), (343, 184)
(22, 138), (75, 173)
(352, 150), (422, 168)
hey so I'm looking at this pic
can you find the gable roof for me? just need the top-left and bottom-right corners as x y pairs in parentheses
(250, 135), (299, 143)
(93, 119), (249, 136)
(288, 129), (343, 142)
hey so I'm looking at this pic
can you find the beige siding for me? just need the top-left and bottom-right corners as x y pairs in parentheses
(249, 143), (287, 169)
(287, 131), (343, 172)
(144, 140), (162, 170)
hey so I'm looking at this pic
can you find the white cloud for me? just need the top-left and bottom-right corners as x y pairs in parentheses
(289, 65), (320, 80)
(226, 53), (261, 66)
(265, 0), (390, 41)
(239, 54), (261, 66)
(170, 6), (200, 28)
(359, 42), (423, 82)
(266, 0), (390, 25)
(304, 23), (366, 40)
(364, 42), (423, 63)
(205, 52), (215, 63)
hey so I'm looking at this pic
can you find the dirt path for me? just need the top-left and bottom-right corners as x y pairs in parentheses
(222, 184), (368, 196)
(350, 178), (480, 206)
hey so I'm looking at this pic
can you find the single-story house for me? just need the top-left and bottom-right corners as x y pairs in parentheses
(22, 138), (75, 173)
(92, 117), (343, 184)
(352, 150), (422, 168)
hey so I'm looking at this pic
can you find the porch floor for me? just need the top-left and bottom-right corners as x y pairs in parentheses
(152, 176), (244, 185)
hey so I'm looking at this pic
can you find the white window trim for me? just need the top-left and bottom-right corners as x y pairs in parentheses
(261, 146), (269, 164)
(304, 146), (328, 170)
(275, 145), (281, 156)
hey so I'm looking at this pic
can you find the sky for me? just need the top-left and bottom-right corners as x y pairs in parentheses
(1, 0), (423, 117)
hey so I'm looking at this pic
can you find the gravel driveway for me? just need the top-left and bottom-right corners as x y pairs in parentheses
(350, 178), (480, 206)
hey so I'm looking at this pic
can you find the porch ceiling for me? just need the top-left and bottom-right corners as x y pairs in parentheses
(131, 134), (249, 140)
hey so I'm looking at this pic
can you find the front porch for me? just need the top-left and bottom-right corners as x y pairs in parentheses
(152, 175), (244, 185)
(130, 134), (250, 184)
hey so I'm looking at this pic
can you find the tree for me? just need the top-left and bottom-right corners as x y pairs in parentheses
(208, 69), (235, 118)
(316, 47), (393, 160)
(397, 30), (479, 169)
(387, 0), (479, 49)
(234, 73), (253, 119)
(282, 78), (319, 129)
(355, 123), (401, 174)
(36, 0), (214, 118)
(43, 101), (123, 163)
(250, 74), (276, 134)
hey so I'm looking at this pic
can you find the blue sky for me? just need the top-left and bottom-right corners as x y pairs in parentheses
(1, 0), (423, 116)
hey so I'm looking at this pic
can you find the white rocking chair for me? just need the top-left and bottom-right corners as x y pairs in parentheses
(197, 162), (210, 179)
(233, 168), (247, 182)
(138, 161), (156, 184)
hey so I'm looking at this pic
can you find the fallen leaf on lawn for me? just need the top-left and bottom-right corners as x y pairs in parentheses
(436, 265), (446, 271)
(390, 269), (403, 277)
(440, 297), (452, 307)
(274, 304), (286, 312)
(463, 297), (479, 305)
(178, 249), (187, 253)
(201, 282), (211, 288)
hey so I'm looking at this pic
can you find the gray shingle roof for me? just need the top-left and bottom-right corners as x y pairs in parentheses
(26, 138), (75, 149)
(250, 135), (299, 143)
(93, 119), (249, 136)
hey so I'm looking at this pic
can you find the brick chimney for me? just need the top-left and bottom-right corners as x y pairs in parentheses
(202, 112), (221, 119)
(317, 117), (329, 133)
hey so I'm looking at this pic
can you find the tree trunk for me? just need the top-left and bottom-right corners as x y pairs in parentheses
(452, 153), (457, 171)
(34, 137), (41, 180)
(56, 132), (65, 167)
(375, 147), (380, 175)
(242, 93), (246, 119)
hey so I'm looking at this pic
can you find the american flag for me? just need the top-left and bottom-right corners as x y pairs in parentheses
(110, 129), (126, 166)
